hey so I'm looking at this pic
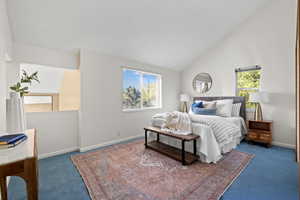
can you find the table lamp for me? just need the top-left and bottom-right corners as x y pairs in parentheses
(249, 92), (269, 121)
(180, 94), (190, 113)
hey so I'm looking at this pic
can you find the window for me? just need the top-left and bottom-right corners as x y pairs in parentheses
(20, 63), (80, 113)
(122, 68), (161, 111)
(236, 66), (261, 109)
(24, 94), (58, 112)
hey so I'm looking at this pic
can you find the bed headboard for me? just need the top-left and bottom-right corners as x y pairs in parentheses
(193, 96), (246, 121)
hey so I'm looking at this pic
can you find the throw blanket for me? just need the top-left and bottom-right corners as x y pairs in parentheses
(151, 111), (192, 135)
(189, 114), (241, 147)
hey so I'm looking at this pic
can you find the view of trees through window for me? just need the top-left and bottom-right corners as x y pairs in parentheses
(123, 68), (161, 110)
(236, 69), (261, 109)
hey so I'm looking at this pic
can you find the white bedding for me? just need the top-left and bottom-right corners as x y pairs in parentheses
(150, 114), (247, 163)
(190, 114), (247, 136)
(195, 115), (247, 162)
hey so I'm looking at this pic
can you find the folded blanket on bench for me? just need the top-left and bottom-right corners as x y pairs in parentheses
(151, 111), (192, 135)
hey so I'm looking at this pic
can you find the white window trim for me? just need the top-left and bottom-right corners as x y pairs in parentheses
(235, 66), (261, 112)
(122, 67), (162, 112)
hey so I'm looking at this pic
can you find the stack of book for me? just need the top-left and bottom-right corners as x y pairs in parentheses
(0, 133), (27, 149)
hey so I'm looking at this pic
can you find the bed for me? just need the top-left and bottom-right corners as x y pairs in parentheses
(150, 96), (247, 163)
(191, 96), (247, 162)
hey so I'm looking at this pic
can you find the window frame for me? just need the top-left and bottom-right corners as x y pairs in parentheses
(235, 65), (261, 110)
(24, 93), (59, 112)
(122, 67), (162, 112)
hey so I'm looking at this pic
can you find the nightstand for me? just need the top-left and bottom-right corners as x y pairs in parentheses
(246, 120), (273, 147)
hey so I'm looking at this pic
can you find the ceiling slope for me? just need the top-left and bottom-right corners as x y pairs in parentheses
(7, 0), (272, 70)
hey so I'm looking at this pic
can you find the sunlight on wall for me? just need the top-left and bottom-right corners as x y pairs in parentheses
(20, 63), (80, 112)
(59, 70), (80, 111)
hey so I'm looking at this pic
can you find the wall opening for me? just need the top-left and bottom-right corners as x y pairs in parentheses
(20, 63), (80, 112)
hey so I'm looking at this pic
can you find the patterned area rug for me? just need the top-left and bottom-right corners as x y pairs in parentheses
(71, 140), (254, 200)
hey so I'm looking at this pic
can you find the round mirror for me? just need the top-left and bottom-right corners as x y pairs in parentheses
(192, 73), (212, 93)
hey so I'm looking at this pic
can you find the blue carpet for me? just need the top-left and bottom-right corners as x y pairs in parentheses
(8, 141), (298, 200)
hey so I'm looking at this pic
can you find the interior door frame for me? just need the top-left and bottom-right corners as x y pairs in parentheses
(296, 0), (300, 163)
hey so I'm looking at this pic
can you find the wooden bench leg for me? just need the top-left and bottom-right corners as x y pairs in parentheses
(144, 130), (148, 148)
(182, 140), (186, 165)
(0, 177), (7, 200)
(193, 139), (197, 156)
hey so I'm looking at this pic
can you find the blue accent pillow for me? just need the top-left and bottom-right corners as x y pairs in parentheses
(192, 107), (217, 115)
(191, 102), (204, 109)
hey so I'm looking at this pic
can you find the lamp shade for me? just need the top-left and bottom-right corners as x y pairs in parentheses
(249, 92), (260, 103)
(180, 94), (190, 102)
(259, 91), (270, 103)
(249, 92), (269, 103)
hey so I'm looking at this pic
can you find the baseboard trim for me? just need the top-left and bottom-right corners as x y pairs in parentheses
(80, 135), (144, 152)
(38, 147), (79, 159)
(33, 138), (297, 160)
(36, 135), (144, 159)
(272, 141), (296, 149)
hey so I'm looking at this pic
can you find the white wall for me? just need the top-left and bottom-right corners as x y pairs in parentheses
(0, 0), (12, 133)
(20, 63), (65, 93)
(6, 45), (180, 155)
(6, 43), (80, 157)
(0, 61), (7, 133)
(0, 0), (13, 194)
(0, 0), (12, 61)
(79, 49), (180, 150)
(181, 0), (296, 148)
(26, 111), (79, 158)
(13, 43), (79, 69)
(7, 43), (80, 92)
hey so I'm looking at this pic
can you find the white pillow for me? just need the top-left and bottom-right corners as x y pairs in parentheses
(215, 99), (233, 117)
(231, 103), (242, 117)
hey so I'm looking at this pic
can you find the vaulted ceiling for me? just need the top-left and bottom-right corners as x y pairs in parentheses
(7, 0), (272, 70)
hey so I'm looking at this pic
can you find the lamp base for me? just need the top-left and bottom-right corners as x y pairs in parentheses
(254, 103), (263, 121)
(181, 102), (188, 113)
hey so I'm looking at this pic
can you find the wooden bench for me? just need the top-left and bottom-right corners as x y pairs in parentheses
(144, 127), (199, 165)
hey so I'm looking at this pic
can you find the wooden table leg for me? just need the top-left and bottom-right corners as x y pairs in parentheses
(0, 176), (7, 200)
(157, 133), (160, 142)
(25, 158), (38, 200)
(181, 140), (186, 165)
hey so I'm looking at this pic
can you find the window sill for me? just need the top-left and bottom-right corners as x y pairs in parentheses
(122, 107), (162, 113)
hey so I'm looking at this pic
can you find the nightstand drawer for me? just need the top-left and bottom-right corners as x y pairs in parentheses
(259, 134), (272, 142)
(247, 132), (258, 140)
(248, 120), (272, 131)
(248, 129), (271, 135)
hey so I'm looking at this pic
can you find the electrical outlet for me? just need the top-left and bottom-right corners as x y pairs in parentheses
(117, 131), (121, 137)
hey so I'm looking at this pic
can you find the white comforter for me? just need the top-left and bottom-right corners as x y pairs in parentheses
(150, 113), (247, 163)
(189, 114), (246, 163)
(189, 114), (241, 148)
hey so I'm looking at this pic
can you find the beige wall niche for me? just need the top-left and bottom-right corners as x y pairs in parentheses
(59, 70), (80, 111)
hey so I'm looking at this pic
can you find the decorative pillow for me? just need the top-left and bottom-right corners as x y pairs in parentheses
(215, 99), (233, 117)
(195, 101), (217, 109)
(192, 107), (217, 115)
(231, 103), (242, 117)
(192, 102), (204, 109)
